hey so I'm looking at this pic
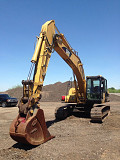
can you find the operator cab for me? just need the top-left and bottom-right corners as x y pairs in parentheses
(86, 75), (109, 104)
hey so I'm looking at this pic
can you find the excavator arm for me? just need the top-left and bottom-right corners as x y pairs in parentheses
(31, 20), (86, 103)
(31, 20), (55, 99)
(9, 20), (86, 145)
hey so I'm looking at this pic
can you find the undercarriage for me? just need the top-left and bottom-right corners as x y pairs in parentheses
(55, 102), (110, 123)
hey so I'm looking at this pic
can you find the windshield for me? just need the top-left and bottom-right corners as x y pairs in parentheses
(87, 78), (100, 100)
(87, 79), (100, 90)
(0, 94), (11, 99)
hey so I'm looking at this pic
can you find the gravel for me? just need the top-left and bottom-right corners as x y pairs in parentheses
(0, 99), (120, 160)
(0, 83), (120, 159)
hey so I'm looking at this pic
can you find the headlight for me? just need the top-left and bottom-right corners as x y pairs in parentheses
(7, 99), (11, 102)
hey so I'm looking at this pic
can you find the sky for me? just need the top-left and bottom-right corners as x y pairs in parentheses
(0, 0), (120, 91)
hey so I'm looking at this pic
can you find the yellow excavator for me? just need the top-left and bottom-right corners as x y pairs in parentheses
(9, 20), (110, 145)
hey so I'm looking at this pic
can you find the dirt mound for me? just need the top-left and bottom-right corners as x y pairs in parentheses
(4, 81), (74, 102)
(2, 82), (120, 102)
(6, 87), (23, 101)
(41, 81), (74, 102)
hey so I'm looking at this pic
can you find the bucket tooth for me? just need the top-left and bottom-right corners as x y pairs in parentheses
(9, 108), (54, 145)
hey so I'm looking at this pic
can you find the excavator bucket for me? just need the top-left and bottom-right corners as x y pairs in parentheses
(9, 108), (54, 145)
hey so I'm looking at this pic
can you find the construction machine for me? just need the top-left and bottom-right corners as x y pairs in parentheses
(9, 20), (110, 146)
(59, 75), (110, 121)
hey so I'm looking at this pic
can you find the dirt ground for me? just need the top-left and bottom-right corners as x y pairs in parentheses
(0, 94), (120, 160)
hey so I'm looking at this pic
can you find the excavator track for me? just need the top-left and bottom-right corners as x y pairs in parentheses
(55, 103), (74, 120)
(91, 103), (110, 122)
